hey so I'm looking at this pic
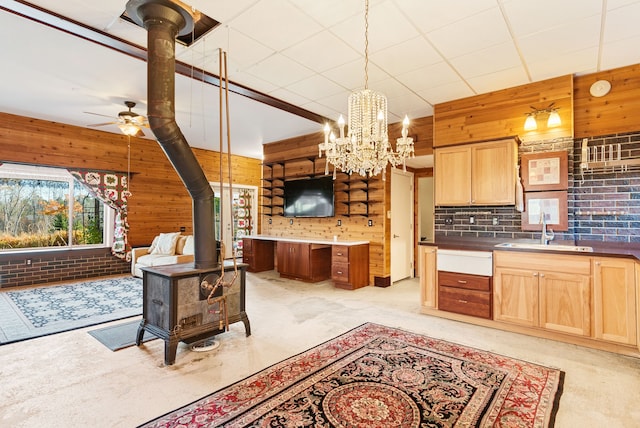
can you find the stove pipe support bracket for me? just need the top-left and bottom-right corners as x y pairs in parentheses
(126, 0), (218, 270)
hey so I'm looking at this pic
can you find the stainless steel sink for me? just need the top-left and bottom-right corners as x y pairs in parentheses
(495, 242), (593, 252)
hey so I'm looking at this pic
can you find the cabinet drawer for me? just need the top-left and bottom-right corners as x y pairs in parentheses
(438, 271), (491, 291)
(438, 286), (492, 319)
(332, 245), (350, 263)
(332, 262), (350, 282)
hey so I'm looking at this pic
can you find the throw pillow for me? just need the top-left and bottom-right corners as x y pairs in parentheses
(150, 232), (181, 255)
(147, 235), (160, 254)
(182, 235), (195, 255)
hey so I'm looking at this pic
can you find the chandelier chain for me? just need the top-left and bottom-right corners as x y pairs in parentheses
(364, 0), (369, 90)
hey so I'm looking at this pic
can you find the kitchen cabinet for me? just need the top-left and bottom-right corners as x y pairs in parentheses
(494, 251), (591, 336)
(331, 244), (369, 289)
(434, 138), (517, 206)
(419, 245), (437, 309)
(242, 238), (274, 272)
(593, 257), (637, 345)
(276, 241), (331, 282)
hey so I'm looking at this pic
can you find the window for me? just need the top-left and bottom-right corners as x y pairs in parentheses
(0, 164), (114, 251)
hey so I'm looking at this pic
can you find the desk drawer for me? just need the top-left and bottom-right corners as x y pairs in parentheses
(332, 245), (350, 263)
(438, 271), (491, 291)
(332, 262), (350, 282)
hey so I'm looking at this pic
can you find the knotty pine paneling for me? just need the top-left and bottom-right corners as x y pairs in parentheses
(574, 64), (640, 138)
(0, 112), (261, 247)
(434, 75), (573, 147)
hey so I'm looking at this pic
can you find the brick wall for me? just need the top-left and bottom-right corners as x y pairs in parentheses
(573, 132), (640, 242)
(0, 247), (130, 289)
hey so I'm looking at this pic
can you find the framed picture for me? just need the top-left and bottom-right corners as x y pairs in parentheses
(521, 190), (568, 231)
(521, 151), (568, 191)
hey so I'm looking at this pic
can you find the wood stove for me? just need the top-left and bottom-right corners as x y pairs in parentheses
(136, 261), (250, 365)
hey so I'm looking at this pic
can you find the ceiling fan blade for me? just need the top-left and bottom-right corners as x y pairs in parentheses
(135, 128), (145, 137)
(87, 121), (118, 127)
(84, 111), (116, 119)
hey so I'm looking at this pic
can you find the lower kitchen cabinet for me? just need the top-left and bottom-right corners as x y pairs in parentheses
(242, 238), (274, 272)
(593, 257), (637, 345)
(419, 245), (437, 309)
(494, 251), (591, 336)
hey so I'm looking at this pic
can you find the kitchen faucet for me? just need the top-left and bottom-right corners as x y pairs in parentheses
(539, 211), (555, 245)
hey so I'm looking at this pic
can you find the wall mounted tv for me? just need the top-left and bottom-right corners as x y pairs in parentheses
(283, 176), (335, 218)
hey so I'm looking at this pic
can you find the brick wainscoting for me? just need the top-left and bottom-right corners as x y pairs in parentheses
(0, 247), (130, 289)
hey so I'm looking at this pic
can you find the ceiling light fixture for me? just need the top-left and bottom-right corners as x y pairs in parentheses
(523, 103), (561, 131)
(118, 122), (143, 137)
(318, 0), (414, 181)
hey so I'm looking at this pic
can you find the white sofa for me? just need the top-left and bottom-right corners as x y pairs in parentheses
(131, 232), (194, 278)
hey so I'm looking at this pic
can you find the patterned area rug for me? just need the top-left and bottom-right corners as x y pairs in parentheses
(140, 323), (564, 428)
(0, 276), (142, 344)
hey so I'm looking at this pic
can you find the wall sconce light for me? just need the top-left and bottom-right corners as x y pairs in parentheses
(523, 103), (561, 131)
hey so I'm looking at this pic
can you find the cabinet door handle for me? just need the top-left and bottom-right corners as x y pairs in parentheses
(595, 261), (601, 266)
(458, 299), (468, 304)
(533, 272), (538, 277)
(337, 252), (343, 256)
(457, 280), (467, 284)
(540, 273), (545, 278)
(337, 271), (343, 275)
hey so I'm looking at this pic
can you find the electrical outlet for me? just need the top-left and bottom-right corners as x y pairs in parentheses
(337, 219), (341, 226)
(180, 226), (186, 232)
(444, 216), (453, 225)
(368, 219), (373, 227)
(469, 216), (474, 224)
(289, 219), (293, 225)
(26, 259), (32, 266)
(268, 218), (272, 224)
(493, 217), (499, 226)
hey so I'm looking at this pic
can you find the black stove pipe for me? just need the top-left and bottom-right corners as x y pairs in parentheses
(126, 0), (217, 269)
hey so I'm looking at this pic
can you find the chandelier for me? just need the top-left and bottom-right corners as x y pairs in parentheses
(319, 0), (414, 181)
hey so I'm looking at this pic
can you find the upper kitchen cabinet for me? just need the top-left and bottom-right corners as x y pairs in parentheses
(435, 138), (518, 206)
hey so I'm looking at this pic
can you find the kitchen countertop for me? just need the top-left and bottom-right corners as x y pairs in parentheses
(419, 236), (640, 261)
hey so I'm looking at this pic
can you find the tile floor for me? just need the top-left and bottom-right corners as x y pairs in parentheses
(0, 271), (639, 427)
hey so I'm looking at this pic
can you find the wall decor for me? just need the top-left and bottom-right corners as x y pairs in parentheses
(521, 150), (568, 191)
(521, 190), (568, 231)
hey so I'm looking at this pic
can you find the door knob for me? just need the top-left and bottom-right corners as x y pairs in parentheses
(393, 234), (399, 238)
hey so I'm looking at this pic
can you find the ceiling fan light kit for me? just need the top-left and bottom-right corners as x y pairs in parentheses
(86, 100), (149, 137)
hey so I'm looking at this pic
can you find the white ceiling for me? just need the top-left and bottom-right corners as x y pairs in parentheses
(1, 0), (640, 162)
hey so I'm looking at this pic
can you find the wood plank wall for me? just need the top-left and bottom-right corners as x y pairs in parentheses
(434, 75), (573, 146)
(0, 112), (261, 247)
(574, 64), (640, 138)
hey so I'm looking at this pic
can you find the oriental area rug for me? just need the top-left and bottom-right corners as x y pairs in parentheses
(140, 323), (564, 428)
(0, 276), (142, 345)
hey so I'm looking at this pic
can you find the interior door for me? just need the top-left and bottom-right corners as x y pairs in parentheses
(391, 168), (414, 282)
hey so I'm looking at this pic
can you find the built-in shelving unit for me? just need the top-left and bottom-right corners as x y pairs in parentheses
(261, 156), (379, 217)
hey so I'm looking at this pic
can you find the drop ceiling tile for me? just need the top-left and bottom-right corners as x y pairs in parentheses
(502, 0), (601, 37)
(323, 59), (388, 90)
(600, 35), (640, 70)
(300, 101), (341, 123)
(527, 46), (598, 81)
(289, 0), (364, 27)
(229, 0), (322, 51)
(226, 70), (280, 94)
(396, 62), (462, 92)
(417, 81), (475, 105)
(517, 14), (601, 64)
(603, 1), (640, 42)
(331, 1), (420, 54)
(197, 28), (275, 73)
(466, 66), (529, 95)
(427, 7), (510, 58)
(287, 74), (346, 100)
(189, 0), (259, 24)
(282, 30), (359, 73)
(450, 41), (521, 79)
(370, 36), (442, 77)
(315, 90), (352, 117)
(244, 54), (315, 88)
(386, 91), (432, 118)
(266, 88), (312, 108)
(396, 0), (496, 33)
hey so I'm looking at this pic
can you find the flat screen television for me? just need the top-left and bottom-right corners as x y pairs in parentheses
(283, 176), (334, 218)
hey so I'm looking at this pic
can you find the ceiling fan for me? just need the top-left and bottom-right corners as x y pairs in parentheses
(85, 101), (149, 137)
